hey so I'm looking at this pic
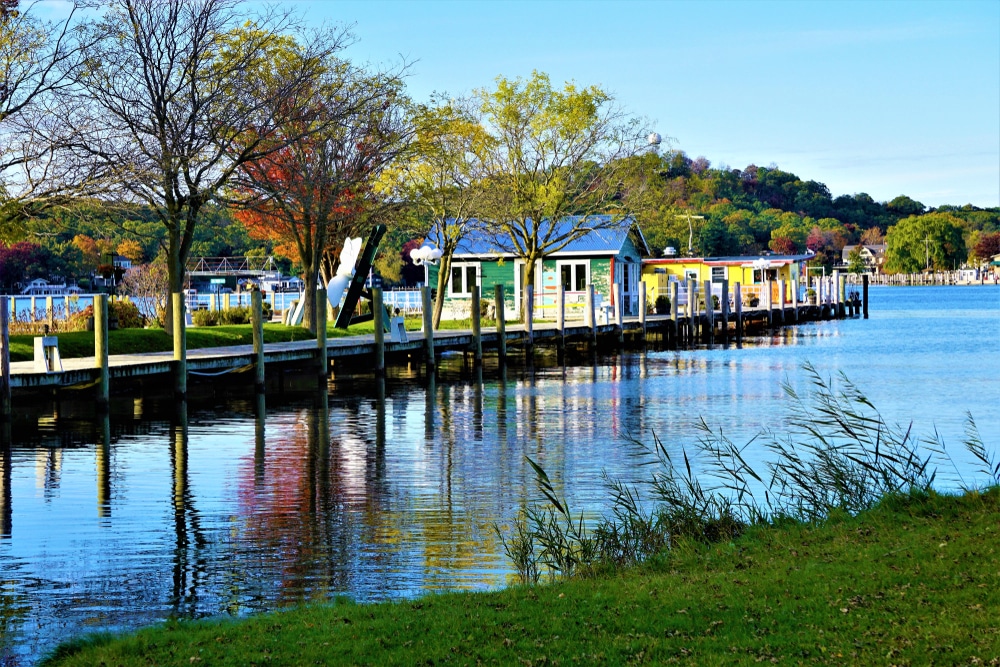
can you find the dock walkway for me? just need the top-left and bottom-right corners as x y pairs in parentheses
(6, 306), (830, 391)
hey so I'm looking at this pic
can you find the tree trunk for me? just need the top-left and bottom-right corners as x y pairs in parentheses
(432, 254), (452, 329)
(301, 260), (317, 334)
(164, 230), (185, 337)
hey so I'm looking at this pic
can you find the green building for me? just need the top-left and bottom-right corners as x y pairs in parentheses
(423, 216), (649, 321)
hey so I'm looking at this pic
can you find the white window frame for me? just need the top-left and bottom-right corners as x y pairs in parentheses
(556, 260), (590, 293)
(711, 266), (726, 283)
(448, 262), (479, 298)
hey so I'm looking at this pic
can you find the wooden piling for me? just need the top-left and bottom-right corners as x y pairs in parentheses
(638, 288), (647, 342)
(94, 294), (109, 410)
(862, 274), (869, 319)
(316, 288), (328, 382)
(525, 284), (534, 352)
(761, 280), (774, 329)
(251, 290), (265, 392)
(494, 284), (507, 364)
(172, 292), (187, 400)
(613, 282), (624, 345)
(373, 287), (385, 377)
(422, 286), (436, 373)
(791, 278), (799, 322)
(0, 298), (10, 420)
(585, 283), (597, 347)
(703, 279), (714, 344)
(45, 296), (54, 330)
(734, 282), (743, 347)
(777, 279), (786, 325)
(721, 279), (729, 336)
(669, 280), (679, 348)
(687, 278), (696, 346)
(470, 285), (482, 366)
(556, 285), (565, 353)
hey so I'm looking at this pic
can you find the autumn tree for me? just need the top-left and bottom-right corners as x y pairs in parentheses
(70, 0), (348, 334)
(231, 63), (410, 332)
(384, 95), (489, 327)
(859, 226), (885, 245)
(474, 71), (650, 316)
(972, 231), (1000, 262)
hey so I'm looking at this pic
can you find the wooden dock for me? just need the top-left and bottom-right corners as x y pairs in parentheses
(0, 281), (859, 410)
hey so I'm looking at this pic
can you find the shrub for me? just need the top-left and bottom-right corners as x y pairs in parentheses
(191, 309), (218, 326)
(109, 300), (145, 329)
(654, 295), (670, 314)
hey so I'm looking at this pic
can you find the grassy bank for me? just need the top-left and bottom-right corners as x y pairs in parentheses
(42, 489), (1000, 666)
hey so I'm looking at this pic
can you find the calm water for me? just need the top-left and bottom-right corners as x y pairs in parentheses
(1, 285), (998, 664)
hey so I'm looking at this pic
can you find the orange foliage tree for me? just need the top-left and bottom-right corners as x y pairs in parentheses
(231, 69), (410, 332)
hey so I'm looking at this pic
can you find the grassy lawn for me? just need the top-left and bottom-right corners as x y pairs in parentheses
(42, 489), (1000, 666)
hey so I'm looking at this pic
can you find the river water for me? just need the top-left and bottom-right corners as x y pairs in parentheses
(1, 285), (998, 664)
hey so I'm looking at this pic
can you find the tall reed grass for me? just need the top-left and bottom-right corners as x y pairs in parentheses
(496, 362), (997, 584)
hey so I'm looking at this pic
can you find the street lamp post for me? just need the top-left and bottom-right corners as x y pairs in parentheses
(648, 133), (705, 257)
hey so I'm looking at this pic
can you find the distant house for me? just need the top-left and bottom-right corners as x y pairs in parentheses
(841, 244), (886, 275)
(422, 216), (649, 321)
(20, 279), (83, 296)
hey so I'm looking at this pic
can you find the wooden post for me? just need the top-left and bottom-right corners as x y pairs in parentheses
(373, 287), (385, 377)
(720, 279), (729, 337)
(777, 279), (786, 325)
(251, 290), (265, 393)
(0, 298), (10, 420)
(209, 293), (217, 313)
(556, 284), (565, 353)
(791, 278), (799, 322)
(94, 294), (110, 410)
(422, 286), (435, 373)
(494, 284), (507, 365)
(45, 296), (54, 330)
(470, 285), (482, 366)
(862, 274), (869, 319)
(613, 282), (624, 345)
(638, 287), (647, 342)
(172, 292), (186, 400)
(316, 288), (328, 382)
(699, 279), (710, 344)
(669, 280), (679, 348)
(734, 282), (743, 348)
(586, 283), (597, 347)
(687, 278), (696, 346)
(764, 280), (773, 328)
(525, 283), (534, 351)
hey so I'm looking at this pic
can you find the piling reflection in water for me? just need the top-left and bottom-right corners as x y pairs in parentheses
(97, 412), (111, 518)
(1, 436), (10, 538)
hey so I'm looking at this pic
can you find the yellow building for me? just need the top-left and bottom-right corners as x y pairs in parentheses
(641, 253), (813, 308)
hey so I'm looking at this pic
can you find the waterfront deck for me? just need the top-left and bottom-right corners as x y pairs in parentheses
(5, 305), (841, 392)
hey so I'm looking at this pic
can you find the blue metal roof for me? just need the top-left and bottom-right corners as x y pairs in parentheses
(428, 215), (644, 257)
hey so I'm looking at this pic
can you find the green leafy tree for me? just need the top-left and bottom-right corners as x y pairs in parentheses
(884, 213), (967, 273)
(847, 247), (866, 275)
(381, 95), (489, 327)
(474, 71), (650, 315)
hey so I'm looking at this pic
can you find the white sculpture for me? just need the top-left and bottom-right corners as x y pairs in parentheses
(326, 237), (363, 310)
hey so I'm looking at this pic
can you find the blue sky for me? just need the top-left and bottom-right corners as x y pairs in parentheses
(293, 0), (999, 209)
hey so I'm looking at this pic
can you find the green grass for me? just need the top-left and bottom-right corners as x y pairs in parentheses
(41, 489), (1000, 666)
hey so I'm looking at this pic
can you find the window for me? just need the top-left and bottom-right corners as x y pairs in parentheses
(449, 263), (477, 297)
(558, 262), (589, 292)
(711, 267), (726, 283)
